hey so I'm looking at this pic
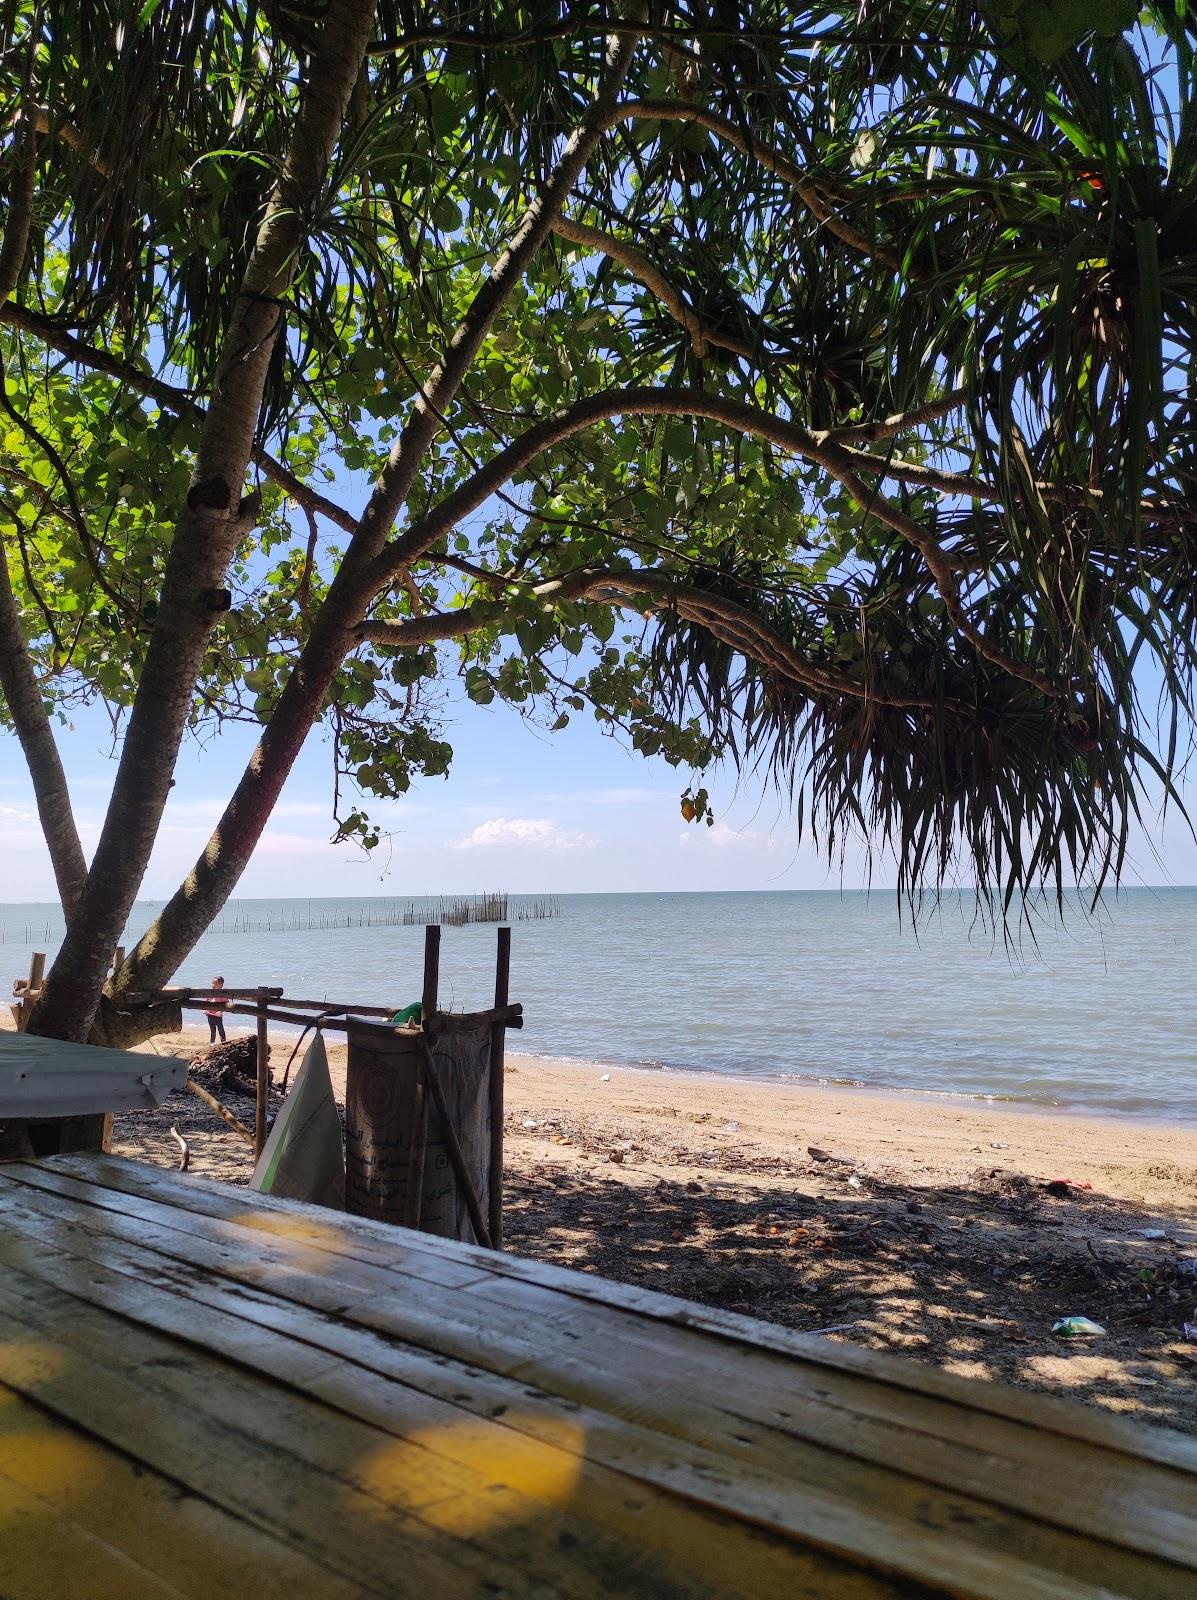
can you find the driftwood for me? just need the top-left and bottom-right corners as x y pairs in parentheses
(169, 1124), (191, 1171)
(185, 1080), (255, 1145)
(196, 1036), (262, 1092)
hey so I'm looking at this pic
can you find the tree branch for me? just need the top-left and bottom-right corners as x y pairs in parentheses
(352, 13), (642, 557)
(0, 302), (358, 535)
(374, 387), (1058, 698)
(838, 447), (996, 501)
(551, 215), (754, 361)
(0, 541), (87, 914)
(22, 105), (113, 178)
(358, 566), (958, 711)
(115, 12), (646, 1003)
(817, 391), (971, 444)
(0, 108), (37, 305)
(36, 0), (379, 1042)
(609, 99), (907, 275)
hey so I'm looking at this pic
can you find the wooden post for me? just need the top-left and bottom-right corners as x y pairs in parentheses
(404, 924), (440, 1229)
(421, 923), (440, 1030)
(254, 990), (269, 1160)
(488, 926), (510, 1250)
(13, 951), (45, 1031)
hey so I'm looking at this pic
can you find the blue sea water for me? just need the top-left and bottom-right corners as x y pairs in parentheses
(1, 888), (1194, 1122)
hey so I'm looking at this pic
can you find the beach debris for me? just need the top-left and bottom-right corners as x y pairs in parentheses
(723, 1120), (739, 1133)
(686, 1180), (703, 1193)
(807, 1145), (853, 1166)
(608, 1149), (625, 1164)
(1044, 1178), (1093, 1197)
(169, 1124), (190, 1172)
(521, 1118), (538, 1130)
(599, 1073), (611, 1082)
(1137, 1229), (1169, 1240)
(847, 1175), (863, 1190)
(1183, 1323), (1197, 1344)
(990, 1142), (1009, 1150)
(906, 1199), (923, 1214)
(1052, 1316), (1107, 1338)
(191, 1035), (265, 1097)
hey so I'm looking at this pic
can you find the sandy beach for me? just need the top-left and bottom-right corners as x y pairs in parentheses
(103, 1021), (1197, 1435)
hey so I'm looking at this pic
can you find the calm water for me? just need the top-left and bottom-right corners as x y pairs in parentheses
(2, 889), (1194, 1122)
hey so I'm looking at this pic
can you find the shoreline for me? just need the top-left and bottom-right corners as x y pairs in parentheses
(144, 1019), (1196, 1130)
(506, 1049), (1197, 1132)
(136, 1022), (1197, 1196)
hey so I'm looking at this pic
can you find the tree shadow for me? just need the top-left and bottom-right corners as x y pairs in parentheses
(503, 1155), (1197, 1434)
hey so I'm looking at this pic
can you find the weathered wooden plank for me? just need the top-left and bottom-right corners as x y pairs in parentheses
(0, 1184), (1155, 1600)
(0, 1169), (1191, 1600)
(6, 1155), (1194, 1584)
(0, 1283), (541, 1600)
(0, 1245), (904, 1600)
(39, 1152), (1197, 1478)
(0, 1381), (370, 1600)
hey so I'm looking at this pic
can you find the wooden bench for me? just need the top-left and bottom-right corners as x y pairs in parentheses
(0, 1153), (1191, 1598)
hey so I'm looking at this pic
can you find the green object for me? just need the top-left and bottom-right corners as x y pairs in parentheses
(1052, 1316), (1107, 1338)
(389, 1002), (422, 1027)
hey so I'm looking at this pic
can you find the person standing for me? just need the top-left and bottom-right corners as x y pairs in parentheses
(205, 977), (228, 1044)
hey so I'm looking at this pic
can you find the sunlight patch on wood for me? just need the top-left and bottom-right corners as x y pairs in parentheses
(356, 1414), (586, 1535)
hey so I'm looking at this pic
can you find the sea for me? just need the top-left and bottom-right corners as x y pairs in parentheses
(2, 888), (1194, 1123)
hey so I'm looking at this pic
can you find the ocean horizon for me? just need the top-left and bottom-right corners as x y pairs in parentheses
(3, 886), (1194, 1124)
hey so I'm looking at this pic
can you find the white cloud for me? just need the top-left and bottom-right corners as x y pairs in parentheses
(451, 816), (593, 852)
(678, 820), (775, 850)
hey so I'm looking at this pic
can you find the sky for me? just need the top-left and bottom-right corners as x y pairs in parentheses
(2, 680), (1195, 902)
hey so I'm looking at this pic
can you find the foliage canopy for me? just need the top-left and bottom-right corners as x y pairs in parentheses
(1, 0), (1196, 1031)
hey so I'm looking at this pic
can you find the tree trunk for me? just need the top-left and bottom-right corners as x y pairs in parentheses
(0, 548), (87, 915)
(115, 17), (642, 998)
(29, 0), (379, 1042)
(118, 564), (371, 994)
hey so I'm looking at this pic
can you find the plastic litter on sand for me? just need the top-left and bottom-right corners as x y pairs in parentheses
(1052, 1316), (1107, 1338)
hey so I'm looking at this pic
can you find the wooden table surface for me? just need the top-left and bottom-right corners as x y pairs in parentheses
(0, 1155), (1192, 1599)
